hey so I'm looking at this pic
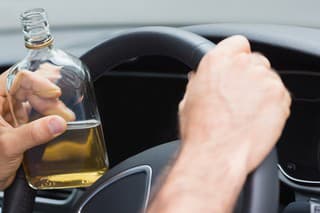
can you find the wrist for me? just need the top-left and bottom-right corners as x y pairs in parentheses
(179, 138), (250, 177)
(150, 139), (250, 213)
(180, 124), (254, 175)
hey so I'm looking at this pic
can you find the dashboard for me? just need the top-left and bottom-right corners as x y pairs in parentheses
(278, 71), (320, 183)
(1, 23), (320, 212)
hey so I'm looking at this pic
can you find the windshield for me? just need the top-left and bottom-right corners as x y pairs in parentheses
(1, 0), (320, 31)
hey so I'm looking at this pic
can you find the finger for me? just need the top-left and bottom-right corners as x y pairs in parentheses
(250, 52), (271, 68)
(2, 115), (66, 156)
(3, 112), (13, 126)
(269, 80), (291, 120)
(13, 102), (30, 124)
(187, 71), (195, 80)
(197, 35), (251, 74)
(252, 64), (280, 81)
(283, 88), (292, 118)
(178, 97), (186, 114)
(0, 70), (9, 96)
(3, 94), (18, 127)
(184, 71), (197, 98)
(11, 88), (29, 102)
(267, 68), (282, 81)
(0, 96), (5, 115)
(28, 95), (75, 121)
(9, 70), (61, 99)
(0, 116), (11, 128)
(213, 35), (251, 57)
(35, 63), (62, 83)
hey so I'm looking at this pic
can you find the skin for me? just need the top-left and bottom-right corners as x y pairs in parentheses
(148, 36), (291, 212)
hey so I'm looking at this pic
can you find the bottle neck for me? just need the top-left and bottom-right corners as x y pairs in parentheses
(21, 8), (54, 49)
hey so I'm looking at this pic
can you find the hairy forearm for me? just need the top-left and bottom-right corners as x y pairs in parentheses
(148, 139), (249, 213)
(148, 35), (290, 213)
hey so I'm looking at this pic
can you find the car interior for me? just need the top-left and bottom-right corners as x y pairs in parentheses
(1, 3), (320, 213)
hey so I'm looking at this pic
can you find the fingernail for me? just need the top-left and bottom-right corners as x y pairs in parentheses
(66, 108), (76, 121)
(48, 117), (65, 135)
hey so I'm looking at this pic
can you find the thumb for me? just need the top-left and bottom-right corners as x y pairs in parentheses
(4, 115), (66, 156)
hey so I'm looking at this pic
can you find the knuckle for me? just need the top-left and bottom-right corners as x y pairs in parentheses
(203, 49), (219, 64)
(287, 91), (293, 106)
(203, 48), (228, 63)
(271, 80), (284, 92)
(178, 99), (186, 113)
(286, 104), (291, 117)
(234, 52), (250, 67)
(206, 48), (218, 58)
(251, 52), (271, 67)
(28, 119), (52, 145)
(231, 35), (251, 50)
(269, 69), (281, 80)
(255, 66), (269, 76)
(29, 122), (41, 143)
(266, 80), (285, 99)
(20, 70), (33, 82)
(284, 105), (291, 119)
(21, 69), (32, 77)
(17, 70), (28, 81)
(284, 91), (292, 116)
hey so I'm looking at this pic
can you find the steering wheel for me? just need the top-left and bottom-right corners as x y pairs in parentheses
(3, 27), (279, 213)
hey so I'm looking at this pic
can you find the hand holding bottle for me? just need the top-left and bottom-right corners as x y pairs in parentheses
(3, 64), (75, 126)
(1, 8), (108, 190)
(0, 65), (72, 190)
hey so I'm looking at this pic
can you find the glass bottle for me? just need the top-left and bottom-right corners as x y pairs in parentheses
(6, 8), (108, 189)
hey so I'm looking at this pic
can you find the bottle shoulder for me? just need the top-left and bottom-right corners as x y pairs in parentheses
(53, 48), (91, 79)
(15, 47), (90, 79)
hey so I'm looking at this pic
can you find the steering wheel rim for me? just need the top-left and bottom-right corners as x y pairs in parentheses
(74, 27), (279, 213)
(80, 26), (215, 81)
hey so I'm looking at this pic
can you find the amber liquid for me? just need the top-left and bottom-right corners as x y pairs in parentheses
(23, 119), (108, 189)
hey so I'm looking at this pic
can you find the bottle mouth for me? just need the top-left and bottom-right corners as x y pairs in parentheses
(20, 8), (47, 25)
(20, 8), (53, 48)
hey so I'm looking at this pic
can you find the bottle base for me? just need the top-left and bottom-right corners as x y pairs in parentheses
(26, 169), (107, 190)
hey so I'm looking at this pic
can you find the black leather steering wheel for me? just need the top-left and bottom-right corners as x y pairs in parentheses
(73, 27), (279, 213)
(3, 27), (279, 213)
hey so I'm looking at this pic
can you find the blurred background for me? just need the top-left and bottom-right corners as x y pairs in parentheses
(1, 0), (320, 30)
(0, 0), (320, 65)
